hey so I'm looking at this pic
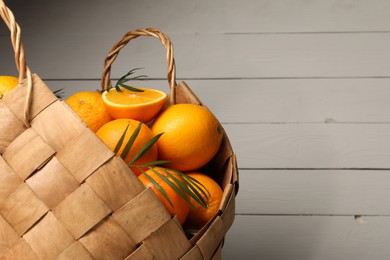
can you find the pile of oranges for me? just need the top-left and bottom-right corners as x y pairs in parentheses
(64, 82), (224, 230)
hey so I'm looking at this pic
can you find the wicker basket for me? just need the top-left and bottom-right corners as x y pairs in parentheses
(0, 1), (238, 259)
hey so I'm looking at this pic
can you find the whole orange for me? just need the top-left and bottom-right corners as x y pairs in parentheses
(65, 91), (112, 132)
(138, 167), (190, 224)
(96, 118), (158, 176)
(151, 104), (223, 172)
(184, 172), (223, 229)
(0, 76), (18, 97)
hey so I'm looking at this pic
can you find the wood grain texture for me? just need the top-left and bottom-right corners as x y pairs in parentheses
(2, 0), (390, 34)
(2, 33), (390, 79)
(222, 215), (390, 260)
(236, 169), (390, 215)
(1, 0), (390, 259)
(224, 123), (390, 169)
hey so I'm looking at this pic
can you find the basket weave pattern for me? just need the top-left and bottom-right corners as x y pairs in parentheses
(0, 2), (238, 259)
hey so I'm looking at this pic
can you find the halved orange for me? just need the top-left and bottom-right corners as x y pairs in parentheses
(102, 86), (167, 122)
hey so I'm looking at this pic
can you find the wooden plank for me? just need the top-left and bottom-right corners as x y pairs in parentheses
(3, 0), (390, 35)
(223, 123), (390, 169)
(2, 33), (390, 79)
(222, 215), (390, 260)
(236, 169), (390, 215)
(46, 78), (390, 123)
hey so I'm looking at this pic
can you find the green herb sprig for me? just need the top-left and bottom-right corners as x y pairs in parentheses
(116, 122), (209, 209)
(110, 68), (148, 93)
(53, 88), (65, 99)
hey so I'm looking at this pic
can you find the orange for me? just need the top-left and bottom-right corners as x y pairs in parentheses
(138, 167), (190, 224)
(184, 172), (223, 229)
(151, 104), (223, 172)
(65, 91), (112, 132)
(102, 86), (167, 122)
(96, 118), (158, 176)
(0, 76), (19, 97)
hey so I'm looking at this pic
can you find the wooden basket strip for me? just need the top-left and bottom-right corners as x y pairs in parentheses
(2, 128), (55, 180)
(22, 212), (74, 259)
(0, 101), (26, 154)
(217, 154), (236, 194)
(219, 184), (234, 213)
(85, 156), (144, 212)
(0, 156), (23, 209)
(219, 184), (236, 234)
(31, 100), (86, 152)
(56, 241), (94, 260)
(142, 217), (192, 259)
(3, 75), (56, 124)
(25, 157), (79, 210)
(210, 241), (223, 260)
(0, 183), (48, 236)
(112, 187), (172, 244)
(55, 128), (113, 183)
(52, 183), (112, 239)
(179, 245), (204, 260)
(195, 217), (226, 260)
(125, 243), (154, 260)
(209, 137), (237, 189)
(0, 239), (40, 260)
(78, 217), (137, 259)
(0, 214), (20, 253)
(174, 81), (202, 105)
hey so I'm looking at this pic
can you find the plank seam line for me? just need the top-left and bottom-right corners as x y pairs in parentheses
(238, 168), (390, 171)
(41, 76), (390, 81)
(220, 122), (390, 125)
(224, 30), (390, 35)
(235, 213), (390, 217)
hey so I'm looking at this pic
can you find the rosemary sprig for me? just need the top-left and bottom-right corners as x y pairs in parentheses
(110, 68), (148, 93)
(116, 122), (209, 209)
(53, 88), (65, 99)
(128, 132), (164, 165)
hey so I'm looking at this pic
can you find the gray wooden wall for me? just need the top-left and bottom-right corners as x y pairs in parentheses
(1, 0), (390, 259)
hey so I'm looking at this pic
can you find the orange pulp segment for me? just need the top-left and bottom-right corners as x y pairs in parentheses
(102, 87), (167, 122)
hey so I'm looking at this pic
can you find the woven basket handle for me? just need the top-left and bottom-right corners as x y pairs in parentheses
(101, 28), (178, 104)
(0, 0), (26, 81)
(0, 0), (32, 126)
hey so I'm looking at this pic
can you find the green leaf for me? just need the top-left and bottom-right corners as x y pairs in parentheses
(162, 169), (200, 208)
(128, 132), (163, 165)
(181, 173), (210, 208)
(114, 85), (122, 92)
(119, 83), (145, 92)
(142, 168), (174, 208)
(119, 121), (142, 160)
(121, 74), (148, 83)
(175, 170), (209, 208)
(114, 123), (130, 155)
(142, 160), (171, 167)
(111, 68), (148, 93)
(53, 88), (65, 99)
(151, 168), (194, 208)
